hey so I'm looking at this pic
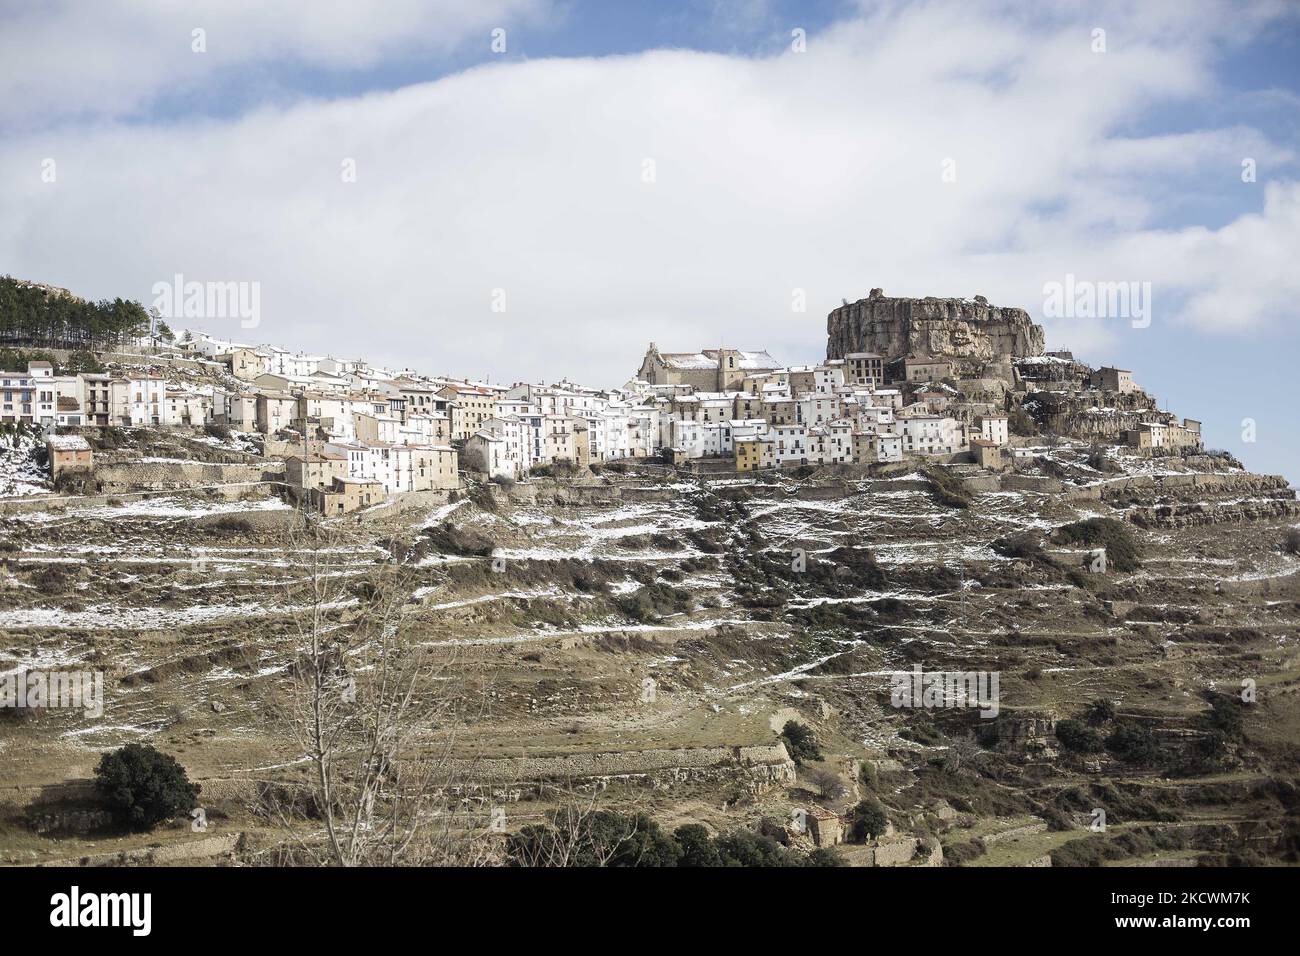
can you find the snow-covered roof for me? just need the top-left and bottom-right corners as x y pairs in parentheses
(46, 434), (91, 451)
(1016, 355), (1073, 365)
(658, 349), (780, 371)
(718, 349), (779, 369)
(659, 352), (716, 370)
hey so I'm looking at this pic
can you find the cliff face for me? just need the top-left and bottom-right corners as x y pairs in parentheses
(825, 288), (1045, 362)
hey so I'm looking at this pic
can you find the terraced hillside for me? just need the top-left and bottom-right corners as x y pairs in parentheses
(2, 445), (1298, 866)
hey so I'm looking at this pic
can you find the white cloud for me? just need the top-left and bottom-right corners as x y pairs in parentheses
(0, 0), (1296, 385)
(0, 0), (553, 126)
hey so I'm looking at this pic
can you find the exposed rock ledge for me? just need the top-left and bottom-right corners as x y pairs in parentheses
(826, 288), (1045, 362)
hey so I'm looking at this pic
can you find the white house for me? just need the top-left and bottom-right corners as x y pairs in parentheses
(899, 415), (966, 455)
(977, 414), (1009, 446)
(772, 423), (810, 465)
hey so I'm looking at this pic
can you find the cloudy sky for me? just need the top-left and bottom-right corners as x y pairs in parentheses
(1, 0), (1298, 477)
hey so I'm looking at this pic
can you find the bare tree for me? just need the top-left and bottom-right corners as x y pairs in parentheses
(262, 508), (496, 866)
(503, 788), (644, 868)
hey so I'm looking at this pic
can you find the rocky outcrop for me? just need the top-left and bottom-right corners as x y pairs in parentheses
(1127, 496), (1300, 529)
(825, 288), (1045, 362)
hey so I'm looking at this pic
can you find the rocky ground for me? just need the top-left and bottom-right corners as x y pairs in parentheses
(1, 442), (1298, 866)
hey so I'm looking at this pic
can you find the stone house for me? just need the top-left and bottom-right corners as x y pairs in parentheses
(1173, 418), (1203, 451)
(216, 389), (258, 431)
(971, 438), (1004, 471)
(217, 347), (269, 381)
(786, 366), (817, 396)
(438, 384), (498, 442)
(807, 807), (843, 847)
(1126, 417), (1202, 453)
(353, 411), (403, 445)
(761, 396), (800, 427)
(408, 444), (459, 490)
(870, 388), (904, 410)
(256, 391), (298, 435)
(284, 447), (349, 500)
(45, 434), (93, 478)
(845, 351), (885, 386)
(163, 388), (213, 427)
(317, 476), (384, 515)
(543, 415), (590, 468)
(901, 356), (952, 384)
(1091, 366), (1137, 393)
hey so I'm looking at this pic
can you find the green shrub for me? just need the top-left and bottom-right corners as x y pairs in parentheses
(1105, 721), (1166, 766)
(64, 350), (102, 374)
(779, 720), (822, 765)
(1086, 699), (1116, 725)
(848, 800), (889, 842)
(1055, 517), (1141, 571)
(209, 516), (254, 535)
(807, 847), (846, 867)
(94, 743), (200, 831)
(944, 838), (987, 865)
(615, 582), (692, 623)
(1201, 694), (1245, 740)
(1055, 719), (1103, 754)
(674, 824), (721, 867)
(712, 830), (803, 867)
(505, 811), (824, 867)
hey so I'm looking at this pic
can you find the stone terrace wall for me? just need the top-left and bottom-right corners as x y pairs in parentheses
(450, 744), (797, 793)
(95, 460), (283, 492)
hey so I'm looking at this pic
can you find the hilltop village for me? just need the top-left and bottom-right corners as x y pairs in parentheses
(3, 285), (1208, 511)
(4, 280), (1299, 870)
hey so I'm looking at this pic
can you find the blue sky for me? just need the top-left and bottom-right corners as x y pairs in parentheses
(1, 0), (1298, 479)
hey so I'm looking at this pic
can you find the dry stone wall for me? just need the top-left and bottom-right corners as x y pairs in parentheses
(95, 461), (282, 492)
(449, 744), (796, 795)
